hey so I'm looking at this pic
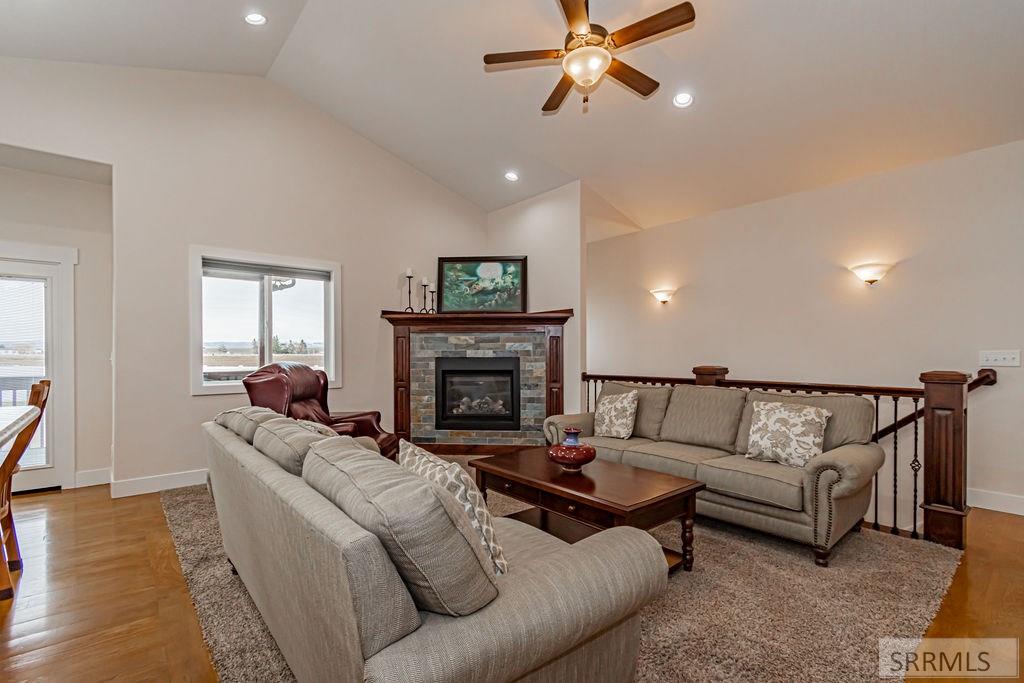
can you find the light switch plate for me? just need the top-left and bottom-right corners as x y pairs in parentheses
(979, 350), (1021, 367)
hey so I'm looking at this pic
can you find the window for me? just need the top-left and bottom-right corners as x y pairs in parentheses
(191, 248), (340, 394)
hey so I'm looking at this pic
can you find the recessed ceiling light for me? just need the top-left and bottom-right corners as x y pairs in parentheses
(244, 13), (267, 26)
(504, 170), (520, 182)
(673, 92), (694, 108)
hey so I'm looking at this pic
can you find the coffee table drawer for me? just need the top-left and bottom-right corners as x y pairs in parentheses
(487, 475), (539, 504)
(540, 492), (615, 528)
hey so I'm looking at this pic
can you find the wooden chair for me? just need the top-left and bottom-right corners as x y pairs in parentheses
(0, 380), (50, 600)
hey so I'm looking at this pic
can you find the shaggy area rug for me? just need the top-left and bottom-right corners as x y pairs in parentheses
(161, 485), (961, 682)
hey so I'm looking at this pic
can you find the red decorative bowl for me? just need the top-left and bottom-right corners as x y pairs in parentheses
(547, 427), (596, 473)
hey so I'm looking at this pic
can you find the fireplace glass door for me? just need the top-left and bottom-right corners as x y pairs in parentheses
(435, 357), (520, 431)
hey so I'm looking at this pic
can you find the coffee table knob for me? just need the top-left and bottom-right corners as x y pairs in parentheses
(567, 505), (577, 513)
(504, 483), (512, 490)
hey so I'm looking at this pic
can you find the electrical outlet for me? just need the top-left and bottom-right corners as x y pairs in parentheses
(979, 350), (1021, 367)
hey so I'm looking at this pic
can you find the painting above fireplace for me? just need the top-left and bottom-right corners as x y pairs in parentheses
(435, 356), (521, 431)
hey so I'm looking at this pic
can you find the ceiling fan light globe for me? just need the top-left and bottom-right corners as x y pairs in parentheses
(562, 46), (612, 87)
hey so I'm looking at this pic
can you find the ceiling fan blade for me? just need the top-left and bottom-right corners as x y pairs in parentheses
(542, 73), (576, 112)
(559, 0), (591, 35)
(609, 1), (695, 48)
(484, 50), (565, 65)
(606, 58), (659, 96)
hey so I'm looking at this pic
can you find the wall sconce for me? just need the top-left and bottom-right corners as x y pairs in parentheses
(849, 263), (892, 285)
(649, 288), (676, 304)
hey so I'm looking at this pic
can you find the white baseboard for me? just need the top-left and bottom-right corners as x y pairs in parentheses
(968, 487), (1024, 517)
(74, 468), (110, 488)
(110, 468), (208, 499)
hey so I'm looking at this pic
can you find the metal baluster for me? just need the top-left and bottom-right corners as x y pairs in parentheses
(873, 395), (881, 530)
(891, 397), (899, 534)
(910, 398), (921, 539)
(585, 380), (591, 412)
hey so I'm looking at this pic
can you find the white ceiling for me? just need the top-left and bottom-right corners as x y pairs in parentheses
(4, 1), (1024, 229)
(0, 0), (307, 75)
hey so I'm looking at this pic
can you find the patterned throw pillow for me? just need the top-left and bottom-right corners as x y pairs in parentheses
(745, 401), (832, 467)
(593, 389), (639, 439)
(398, 440), (508, 575)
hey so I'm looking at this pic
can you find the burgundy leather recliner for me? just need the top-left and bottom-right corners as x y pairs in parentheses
(242, 362), (398, 459)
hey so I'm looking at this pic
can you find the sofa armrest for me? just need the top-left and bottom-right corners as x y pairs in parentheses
(330, 410), (384, 435)
(364, 527), (666, 683)
(542, 413), (595, 444)
(805, 443), (885, 500)
(805, 443), (885, 549)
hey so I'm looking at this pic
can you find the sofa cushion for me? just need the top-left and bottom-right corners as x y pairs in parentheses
(214, 406), (279, 444)
(597, 382), (672, 440)
(303, 446), (498, 617)
(593, 389), (638, 439)
(580, 436), (653, 463)
(253, 417), (332, 475)
(659, 385), (747, 452)
(735, 390), (875, 455)
(696, 455), (805, 511)
(398, 440), (508, 575)
(622, 441), (730, 480)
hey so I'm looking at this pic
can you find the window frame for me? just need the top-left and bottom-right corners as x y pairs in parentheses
(189, 245), (342, 396)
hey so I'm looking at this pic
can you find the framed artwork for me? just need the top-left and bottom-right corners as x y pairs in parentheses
(437, 256), (528, 313)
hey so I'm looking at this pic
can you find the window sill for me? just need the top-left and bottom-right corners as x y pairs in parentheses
(191, 379), (342, 397)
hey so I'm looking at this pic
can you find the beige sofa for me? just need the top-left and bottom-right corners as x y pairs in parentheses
(544, 382), (885, 565)
(204, 414), (667, 683)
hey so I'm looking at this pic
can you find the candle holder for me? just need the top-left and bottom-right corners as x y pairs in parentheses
(428, 291), (436, 314)
(404, 275), (415, 313)
(419, 284), (429, 313)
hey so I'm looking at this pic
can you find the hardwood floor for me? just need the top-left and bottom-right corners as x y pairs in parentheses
(0, 485), (215, 681)
(0, 486), (1019, 680)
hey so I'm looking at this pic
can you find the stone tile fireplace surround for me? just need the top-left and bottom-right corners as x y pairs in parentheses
(413, 332), (543, 445)
(381, 310), (573, 453)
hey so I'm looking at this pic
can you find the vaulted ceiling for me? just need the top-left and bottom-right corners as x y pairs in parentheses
(3, 0), (1023, 229)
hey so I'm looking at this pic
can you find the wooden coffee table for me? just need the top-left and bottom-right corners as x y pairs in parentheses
(475, 447), (705, 572)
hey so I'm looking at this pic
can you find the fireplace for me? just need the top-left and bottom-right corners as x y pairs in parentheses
(435, 357), (520, 431)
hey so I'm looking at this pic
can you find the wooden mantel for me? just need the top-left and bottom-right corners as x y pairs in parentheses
(381, 309), (574, 329)
(381, 309), (574, 445)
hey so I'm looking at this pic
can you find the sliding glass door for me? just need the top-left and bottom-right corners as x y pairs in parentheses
(0, 262), (58, 490)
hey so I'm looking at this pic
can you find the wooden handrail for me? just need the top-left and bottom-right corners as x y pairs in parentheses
(872, 368), (997, 441)
(581, 372), (695, 387)
(583, 368), (998, 442)
(583, 371), (924, 398)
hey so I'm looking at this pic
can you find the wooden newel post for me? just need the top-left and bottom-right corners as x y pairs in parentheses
(693, 366), (729, 386)
(920, 370), (971, 549)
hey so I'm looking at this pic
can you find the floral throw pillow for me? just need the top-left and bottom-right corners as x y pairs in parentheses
(745, 401), (832, 467)
(398, 440), (508, 575)
(594, 389), (639, 439)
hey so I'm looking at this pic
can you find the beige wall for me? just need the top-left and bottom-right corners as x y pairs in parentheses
(587, 139), (1024, 512)
(0, 57), (487, 490)
(486, 182), (584, 413)
(0, 165), (113, 476)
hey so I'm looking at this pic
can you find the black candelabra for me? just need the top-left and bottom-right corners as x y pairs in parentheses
(428, 290), (436, 314)
(419, 283), (429, 313)
(403, 275), (415, 312)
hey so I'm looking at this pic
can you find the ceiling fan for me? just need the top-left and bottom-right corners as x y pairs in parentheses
(484, 0), (696, 112)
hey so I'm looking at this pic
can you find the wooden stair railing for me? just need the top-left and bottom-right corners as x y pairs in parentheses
(581, 366), (998, 550)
